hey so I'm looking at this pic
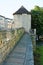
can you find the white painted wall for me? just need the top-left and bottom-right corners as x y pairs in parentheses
(14, 15), (22, 28)
(13, 14), (31, 32)
(22, 14), (31, 32)
(0, 16), (5, 28)
(5, 18), (13, 29)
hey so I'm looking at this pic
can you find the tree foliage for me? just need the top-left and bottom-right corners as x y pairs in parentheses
(31, 6), (43, 39)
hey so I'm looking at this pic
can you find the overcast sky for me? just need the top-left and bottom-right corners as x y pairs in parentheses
(0, 0), (43, 18)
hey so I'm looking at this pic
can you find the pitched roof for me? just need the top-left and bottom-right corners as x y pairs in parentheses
(5, 18), (13, 20)
(13, 6), (31, 15)
(0, 15), (5, 18)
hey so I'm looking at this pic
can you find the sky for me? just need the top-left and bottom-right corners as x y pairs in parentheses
(0, 0), (43, 18)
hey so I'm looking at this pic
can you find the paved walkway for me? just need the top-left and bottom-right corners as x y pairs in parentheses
(1, 33), (34, 65)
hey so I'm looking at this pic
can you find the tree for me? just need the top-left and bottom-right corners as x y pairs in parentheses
(31, 6), (43, 40)
(34, 6), (40, 11)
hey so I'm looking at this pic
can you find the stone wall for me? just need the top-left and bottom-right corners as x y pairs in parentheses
(0, 28), (24, 63)
(29, 29), (36, 51)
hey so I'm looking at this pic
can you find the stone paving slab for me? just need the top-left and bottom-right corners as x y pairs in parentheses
(1, 33), (34, 65)
(3, 62), (23, 65)
(8, 52), (25, 59)
(5, 58), (24, 63)
(13, 47), (26, 53)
